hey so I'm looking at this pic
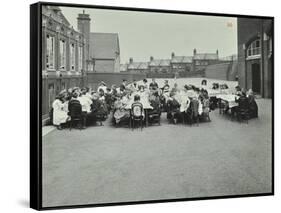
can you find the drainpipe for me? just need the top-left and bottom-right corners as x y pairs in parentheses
(261, 19), (265, 98)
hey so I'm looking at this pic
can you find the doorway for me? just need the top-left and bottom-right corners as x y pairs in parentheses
(252, 63), (261, 94)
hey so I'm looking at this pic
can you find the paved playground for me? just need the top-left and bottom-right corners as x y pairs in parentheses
(42, 98), (272, 207)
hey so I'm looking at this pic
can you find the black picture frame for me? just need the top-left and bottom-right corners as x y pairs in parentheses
(30, 1), (274, 210)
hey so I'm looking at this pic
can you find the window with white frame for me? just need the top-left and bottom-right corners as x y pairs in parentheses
(78, 46), (83, 71)
(247, 39), (261, 58)
(87, 62), (92, 72)
(70, 43), (76, 71)
(46, 34), (55, 69)
(59, 39), (66, 70)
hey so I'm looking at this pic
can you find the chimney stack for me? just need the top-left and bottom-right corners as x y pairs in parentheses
(171, 52), (175, 58)
(129, 58), (133, 64)
(193, 48), (197, 56)
(77, 11), (91, 71)
(150, 56), (154, 61)
(216, 49), (219, 56)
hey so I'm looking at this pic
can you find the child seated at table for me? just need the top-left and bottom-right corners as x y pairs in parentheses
(166, 93), (181, 124)
(131, 94), (145, 118)
(113, 95), (130, 125)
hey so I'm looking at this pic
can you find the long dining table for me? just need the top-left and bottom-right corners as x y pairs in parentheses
(216, 94), (238, 116)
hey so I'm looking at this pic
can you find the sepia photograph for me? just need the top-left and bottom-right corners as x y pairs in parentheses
(39, 3), (273, 208)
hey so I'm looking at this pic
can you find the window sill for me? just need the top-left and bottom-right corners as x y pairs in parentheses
(46, 69), (56, 72)
(246, 55), (261, 60)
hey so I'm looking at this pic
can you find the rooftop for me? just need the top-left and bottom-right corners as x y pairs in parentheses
(89, 33), (120, 60)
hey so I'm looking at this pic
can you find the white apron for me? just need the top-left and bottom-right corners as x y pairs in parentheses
(52, 99), (69, 125)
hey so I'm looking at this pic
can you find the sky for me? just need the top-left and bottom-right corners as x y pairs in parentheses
(61, 6), (237, 64)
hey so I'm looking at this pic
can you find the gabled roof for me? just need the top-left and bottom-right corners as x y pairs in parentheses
(171, 56), (193, 63)
(194, 53), (218, 60)
(138, 62), (149, 69)
(42, 6), (71, 27)
(149, 59), (171, 66)
(128, 62), (149, 70)
(128, 62), (141, 70)
(89, 33), (120, 60)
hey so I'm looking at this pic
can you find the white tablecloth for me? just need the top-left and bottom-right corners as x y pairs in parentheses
(217, 94), (238, 108)
(124, 99), (153, 110)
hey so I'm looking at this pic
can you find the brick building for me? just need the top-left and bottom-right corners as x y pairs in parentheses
(42, 6), (86, 120)
(42, 6), (85, 77)
(193, 49), (219, 71)
(77, 12), (120, 73)
(237, 17), (273, 98)
(121, 49), (220, 75)
(148, 56), (171, 73)
(41, 6), (121, 120)
(126, 58), (149, 73)
(170, 52), (193, 73)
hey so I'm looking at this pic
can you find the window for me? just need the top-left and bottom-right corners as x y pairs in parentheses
(87, 62), (92, 72)
(247, 39), (261, 58)
(195, 61), (200, 66)
(48, 83), (55, 108)
(162, 68), (168, 73)
(78, 46), (83, 71)
(268, 37), (272, 56)
(59, 40), (66, 70)
(70, 43), (76, 71)
(46, 34), (55, 69)
(61, 82), (66, 90)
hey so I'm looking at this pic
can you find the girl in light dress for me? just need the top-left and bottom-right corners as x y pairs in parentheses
(52, 93), (69, 130)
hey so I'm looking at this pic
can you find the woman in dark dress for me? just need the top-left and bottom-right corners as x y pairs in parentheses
(166, 93), (181, 124)
(247, 89), (258, 118)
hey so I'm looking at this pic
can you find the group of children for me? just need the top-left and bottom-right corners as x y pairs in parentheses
(51, 78), (259, 130)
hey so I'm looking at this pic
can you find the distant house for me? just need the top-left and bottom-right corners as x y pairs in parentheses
(125, 58), (149, 73)
(193, 49), (219, 71)
(88, 33), (120, 72)
(148, 56), (171, 73)
(170, 52), (193, 73)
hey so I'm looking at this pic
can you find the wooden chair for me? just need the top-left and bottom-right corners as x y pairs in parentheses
(186, 99), (199, 126)
(68, 101), (83, 130)
(237, 96), (250, 124)
(147, 100), (161, 126)
(131, 102), (144, 130)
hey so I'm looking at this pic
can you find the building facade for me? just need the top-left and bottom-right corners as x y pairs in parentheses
(193, 49), (219, 72)
(88, 33), (120, 73)
(41, 6), (121, 120)
(148, 56), (171, 73)
(121, 49), (220, 76)
(126, 58), (149, 73)
(42, 6), (86, 120)
(237, 18), (273, 98)
(170, 52), (193, 73)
